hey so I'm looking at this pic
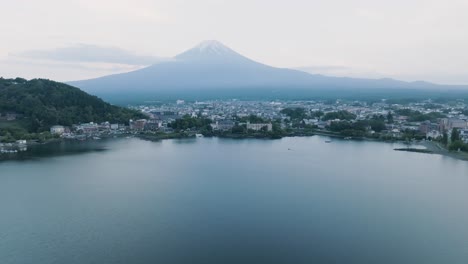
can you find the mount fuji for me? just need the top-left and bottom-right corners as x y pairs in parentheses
(69, 40), (465, 103)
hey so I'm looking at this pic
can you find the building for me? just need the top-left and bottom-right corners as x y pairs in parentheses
(439, 118), (467, 132)
(419, 121), (433, 134)
(50, 125), (65, 135)
(426, 130), (441, 140)
(16, 140), (27, 145)
(316, 121), (328, 129)
(75, 123), (99, 134)
(211, 120), (235, 131)
(303, 119), (319, 126)
(246, 122), (273, 132)
(144, 120), (162, 131)
(98, 122), (110, 130)
(450, 119), (467, 130)
(130, 119), (147, 131)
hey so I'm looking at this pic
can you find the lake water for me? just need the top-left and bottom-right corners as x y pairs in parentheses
(1, 136), (468, 264)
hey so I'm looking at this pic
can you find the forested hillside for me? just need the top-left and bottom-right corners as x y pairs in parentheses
(0, 77), (144, 133)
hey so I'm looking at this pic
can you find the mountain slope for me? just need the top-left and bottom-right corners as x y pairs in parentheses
(0, 77), (144, 133)
(69, 40), (466, 103)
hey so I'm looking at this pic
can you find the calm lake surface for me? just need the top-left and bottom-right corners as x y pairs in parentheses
(1, 136), (468, 264)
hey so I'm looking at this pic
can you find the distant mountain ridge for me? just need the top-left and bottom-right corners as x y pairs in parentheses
(69, 40), (468, 104)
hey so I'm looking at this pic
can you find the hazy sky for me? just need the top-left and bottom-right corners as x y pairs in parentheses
(1, 0), (467, 84)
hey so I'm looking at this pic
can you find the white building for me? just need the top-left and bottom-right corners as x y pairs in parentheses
(16, 140), (27, 145)
(50, 125), (65, 135)
(211, 120), (235, 131)
(426, 130), (441, 140)
(246, 122), (273, 132)
(460, 129), (468, 143)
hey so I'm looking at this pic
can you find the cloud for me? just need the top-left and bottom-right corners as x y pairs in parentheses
(12, 44), (169, 66)
(0, 56), (145, 82)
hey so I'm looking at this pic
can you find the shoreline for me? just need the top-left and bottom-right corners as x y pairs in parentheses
(104, 132), (468, 162)
(419, 140), (468, 161)
(395, 140), (468, 161)
(2, 131), (468, 162)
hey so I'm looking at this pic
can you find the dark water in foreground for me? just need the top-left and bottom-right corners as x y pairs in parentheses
(1, 137), (468, 264)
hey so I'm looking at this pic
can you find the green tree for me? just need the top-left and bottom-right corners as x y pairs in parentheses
(280, 108), (307, 120)
(387, 112), (394, 124)
(451, 128), (460, 142)
(442, 131), (448, 146)
(168, 115), (212, 131)
(448, 140), (468, 152)
(231, 125), (247, 134)
(322, 111), (356, 121)
(312, 111), (324, 120)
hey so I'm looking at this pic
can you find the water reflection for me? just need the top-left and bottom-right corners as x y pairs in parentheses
(0, 140), (108, 162)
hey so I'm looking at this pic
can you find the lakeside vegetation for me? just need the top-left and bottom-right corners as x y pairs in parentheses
(155, 110), (420, 142)
(162, 114), (288, 139)
(444, 128), (468, 152)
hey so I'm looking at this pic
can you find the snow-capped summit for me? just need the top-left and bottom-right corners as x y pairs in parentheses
(175, 40), (251, 63)
(193, 40), (230, 54)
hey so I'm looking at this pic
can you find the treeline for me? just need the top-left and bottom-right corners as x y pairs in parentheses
(0, 78), (144, 134)
(168, 115), (212, 132)
(322, 110), (357, 121)
(235, 114), (269, 123)
(0, 126), (56, 143)
(394, 109), (446, 122)
(280, 108), (308, 120)
(328, 116), (387, 137)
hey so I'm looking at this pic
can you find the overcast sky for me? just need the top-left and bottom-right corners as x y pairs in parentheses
(1, 0), (467, 84)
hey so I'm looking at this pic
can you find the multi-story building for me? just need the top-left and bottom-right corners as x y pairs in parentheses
(75, 123), (99, 134)
(211, 120), (235, 131)
(419, 121), (432, 134)
(130, 119), (147, 131)
(439, 118), (467, 132)
(144, 120), (162, 131)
